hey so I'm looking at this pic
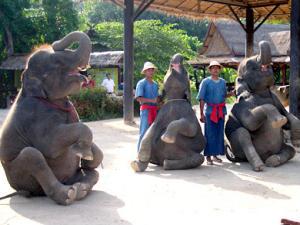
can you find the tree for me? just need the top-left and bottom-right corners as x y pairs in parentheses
(93, 20), (201, 84)
(82, 1), (208, 44)
(0, 0), (79, 61)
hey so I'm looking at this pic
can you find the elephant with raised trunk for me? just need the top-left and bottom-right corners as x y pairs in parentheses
(225, 41), (300, 171)
(0, 31), (103, 205)
(131, 54), (206, 172)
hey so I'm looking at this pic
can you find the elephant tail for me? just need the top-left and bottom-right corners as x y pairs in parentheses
(225, 144), (246, 162)
(0, 190), (30, 200)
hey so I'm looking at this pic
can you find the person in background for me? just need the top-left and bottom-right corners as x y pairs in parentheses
(81, 74), (95, 89)
(101, 73), (115, 94)
(130, 61), (159, 172)
(197, 61), (235, 165)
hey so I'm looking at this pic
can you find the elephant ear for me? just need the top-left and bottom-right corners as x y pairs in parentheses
(22, 70), (47, 98)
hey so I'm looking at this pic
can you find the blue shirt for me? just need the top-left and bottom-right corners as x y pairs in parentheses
(196, 77), (227, 115)
(135, 78), (159, 106)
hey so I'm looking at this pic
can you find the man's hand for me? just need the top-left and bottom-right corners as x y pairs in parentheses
(200, 113), (206, 123)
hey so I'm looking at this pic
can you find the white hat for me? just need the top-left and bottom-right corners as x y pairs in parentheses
(141, 62), (157, 74)
(208, 61), (223, 69)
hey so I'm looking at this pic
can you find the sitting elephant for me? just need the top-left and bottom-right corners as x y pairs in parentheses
(0, 31), (103, 205)
(225, 41), (300, 171)
(131, 54), (206, 172)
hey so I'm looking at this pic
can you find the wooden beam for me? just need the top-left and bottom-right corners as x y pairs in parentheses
(133, 0), (155, 20)
(254, 5), (279, 32)
(289, 0), (300, 118)
(245, 7), (254, 57)
(123, 0), (135, 124)
(228, 5), (246, 32)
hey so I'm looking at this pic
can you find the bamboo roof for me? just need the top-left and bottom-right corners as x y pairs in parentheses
(189, 20), (290, 68)
(0, 54), (29, 70)
(89, 51), (124, 68)
(110, 0), (290, 21)
(0, 51), (124, 71)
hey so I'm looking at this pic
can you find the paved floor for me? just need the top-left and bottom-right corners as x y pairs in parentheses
(0, 109), (300, 225)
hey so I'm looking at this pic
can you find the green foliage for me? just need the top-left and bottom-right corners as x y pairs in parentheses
(0, 0), (79, 60)
(82, 1), (208, 42)
(93, 20), (201, 85)
(70, 87), (123, 121)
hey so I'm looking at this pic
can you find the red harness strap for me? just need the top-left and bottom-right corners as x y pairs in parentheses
(34, 97), (79, 123)
(207, 102), (225, 123)
(140, 104), (158, 125)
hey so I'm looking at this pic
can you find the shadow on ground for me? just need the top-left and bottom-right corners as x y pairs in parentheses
(8, 191), (131, 225)
(142, 157), (300, 200)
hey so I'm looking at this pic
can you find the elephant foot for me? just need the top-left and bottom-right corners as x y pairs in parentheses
(161, 133), (176, 143)
(265, 155), (281, 167)
(70, 141), (93, 160)
(271, 116), (287, 128)
(252, 162), (265, 172)
(163, 154), (204, 170)
(48, 182), (77, 205)
(73, 182), (91, 200)
(130, 160), (148, 172)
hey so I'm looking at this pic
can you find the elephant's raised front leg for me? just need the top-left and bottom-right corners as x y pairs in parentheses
(161, 118), (197, 143)
(3, 147), (78, 205)
(39, 123), (93, 160)
(81, 143), (103, 169)
(230, 127), (264, 171)
(236, 104), (286, 132)
(265, 143), (296, 167)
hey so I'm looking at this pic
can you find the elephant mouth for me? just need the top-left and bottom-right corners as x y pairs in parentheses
(67, 71), (87, 82)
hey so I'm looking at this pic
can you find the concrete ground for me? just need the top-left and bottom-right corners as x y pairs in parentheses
(0, 108), (300, 225)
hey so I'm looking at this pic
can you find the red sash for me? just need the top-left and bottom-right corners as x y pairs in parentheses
(140, 105), (158, 125)
(34, 97), (79, 123)
(208, 102), (225, 123)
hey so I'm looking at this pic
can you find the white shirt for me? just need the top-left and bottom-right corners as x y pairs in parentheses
(101, 78), (115, 93)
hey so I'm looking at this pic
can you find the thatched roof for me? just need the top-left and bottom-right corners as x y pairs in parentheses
(110, 0), (290, 21)
(189, 20), (290, 67)
(0, 54), (29, 70)
(0, 51), (124, 71)
(89, 51), (123, 68)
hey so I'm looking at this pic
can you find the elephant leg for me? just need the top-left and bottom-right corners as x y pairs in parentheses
(259, 104), (287, 128)
(131, 124), (157, 172)
(265, 143), (296, 167)
(81, 143), (103, 169)
(41, 123), (93, 160)
(163, 153), (204, 170)
(5, 147), (77, 205)
(230, 128), (264, 171)
(65, 169), (99, 200)
(161, 118), (197, 144)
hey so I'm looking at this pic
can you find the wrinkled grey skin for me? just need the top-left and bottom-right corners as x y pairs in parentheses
(138, 54), (206, 170)
(225, 41), (300, 171)
(0, 31), (103, 205)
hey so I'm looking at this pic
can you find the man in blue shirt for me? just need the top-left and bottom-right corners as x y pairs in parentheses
(131, 62), (159, 172)
(197, 61), (234, 165)
(135, 62), (159, 151)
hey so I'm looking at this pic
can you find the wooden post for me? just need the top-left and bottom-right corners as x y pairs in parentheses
(290, 0), (300, 118)
(123, 0), (134, 124)
(245, 7), (254, 57)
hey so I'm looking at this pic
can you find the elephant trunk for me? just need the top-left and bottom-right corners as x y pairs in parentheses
(52, 31), (91, 69)
(257, 41), (272, 65)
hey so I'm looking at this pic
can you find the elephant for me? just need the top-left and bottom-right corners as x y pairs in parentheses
(131, 54), (206, 172)
(225, 41), (300, 171)
(0, 31), (103, 205)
